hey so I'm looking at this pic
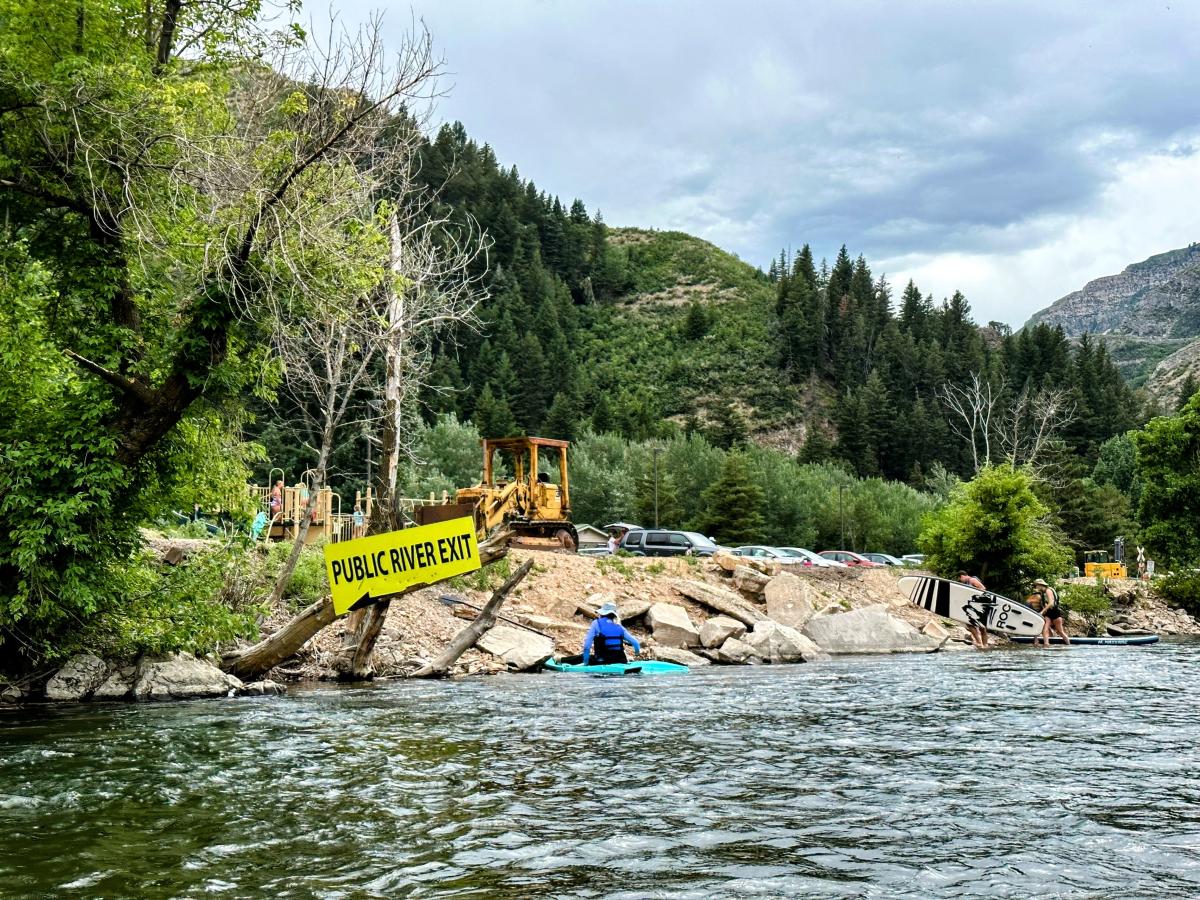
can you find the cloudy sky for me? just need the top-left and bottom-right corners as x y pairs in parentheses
(322, 1), (1199, 326)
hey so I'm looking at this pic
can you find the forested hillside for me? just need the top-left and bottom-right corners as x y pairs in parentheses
(255, 121), (1142, 492)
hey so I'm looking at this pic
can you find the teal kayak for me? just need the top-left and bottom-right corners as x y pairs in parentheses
(544, 658), (689, 675)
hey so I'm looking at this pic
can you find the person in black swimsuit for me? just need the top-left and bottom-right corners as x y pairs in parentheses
(1031, 578), (1070, 648)
(958, 571), (991, 649)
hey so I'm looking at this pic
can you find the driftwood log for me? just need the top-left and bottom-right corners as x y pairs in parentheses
(408, 558), (534, 678)
(222, 527), (514, 681)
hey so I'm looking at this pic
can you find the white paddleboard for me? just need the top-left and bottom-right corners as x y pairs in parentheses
(897, 575), (1045, 637)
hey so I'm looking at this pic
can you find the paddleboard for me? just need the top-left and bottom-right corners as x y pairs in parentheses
(543, 659), (689, 676)
(898, 575), (1045, 638)
(1010, 635), (1159, 646)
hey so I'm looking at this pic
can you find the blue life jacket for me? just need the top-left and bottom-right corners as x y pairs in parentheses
(592, 617), (628, 663)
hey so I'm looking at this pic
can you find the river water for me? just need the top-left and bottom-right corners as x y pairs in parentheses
(2, 642), (1199, 898)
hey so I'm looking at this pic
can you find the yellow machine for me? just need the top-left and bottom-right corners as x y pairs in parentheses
(1083, 550), (1127, 579)
(414, 436), (577, 550)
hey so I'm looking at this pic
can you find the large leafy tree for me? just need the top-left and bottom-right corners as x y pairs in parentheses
(1132, 393), (1200, 566)
(919, 464), (1071, 598)
(0, 0), (437, 657)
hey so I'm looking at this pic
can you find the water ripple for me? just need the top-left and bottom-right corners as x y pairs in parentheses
(2, 640), (1199, 897)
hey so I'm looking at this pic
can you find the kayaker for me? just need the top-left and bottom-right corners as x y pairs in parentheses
(581, 602), (641, 665)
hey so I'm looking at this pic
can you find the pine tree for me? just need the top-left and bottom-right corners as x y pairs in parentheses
(634, 465), (681, 528)
(683, 301), (710, 340)
(707, 403), (749, 450)
(542, 391), (581, 440)
(799, 424), (833, 463)
(696, 452), (767, 544)
(473, 384), (519, 438)
(1178, 372), (1198, 411)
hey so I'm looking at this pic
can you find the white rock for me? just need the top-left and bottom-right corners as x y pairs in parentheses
(650, 646), (710, 667)
(764, 572), (816, 630)
(672, 580), (766, 626)
(45, 654), (109, 701)
(476, 625), (555, 671)
(732, 565), (771, 595)
(921, 620), (951, 640)
(717, 636), (762, 665)
(645, 603), (700, 648)
(699, 615), (747, 648)
(239, 680), (287, 696)
(745, 620), (829, 663)
(132, 653), (243, 701)
(803, 605), (941, 654)
(92, 665), (136, 701)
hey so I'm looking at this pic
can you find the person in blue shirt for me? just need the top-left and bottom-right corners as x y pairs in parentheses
(582, 602), (641, 665)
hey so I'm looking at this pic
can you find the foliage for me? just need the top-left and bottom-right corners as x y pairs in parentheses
(401, 414), (484, 498)
(1059, 581), (1113, 634)
(1155, 570), (1200, 619)
(1132, 393), (1200, 567)
(448, 554), (512, 593)
(265, 542), (328, 607)
(919, 464), (1072, 598)
(697, 452), (766, 545)
(60, 547), (266, 662)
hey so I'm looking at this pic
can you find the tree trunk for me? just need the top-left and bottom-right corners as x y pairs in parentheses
(338, 214), (407, 674)
(409, 559), (533, 678)
(222, 527), (513, 681)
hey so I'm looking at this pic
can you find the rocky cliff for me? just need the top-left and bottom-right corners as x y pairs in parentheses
(1025, 243), (1200, 394)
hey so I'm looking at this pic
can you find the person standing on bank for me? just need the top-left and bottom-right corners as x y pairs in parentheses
(1031, 578), (1070, 648)
(957, 570), (991, 649)
(581, 602), (641, 665)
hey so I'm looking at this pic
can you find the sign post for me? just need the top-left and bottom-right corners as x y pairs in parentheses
(323, 516), (481, 616)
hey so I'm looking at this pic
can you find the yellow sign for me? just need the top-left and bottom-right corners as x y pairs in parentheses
(323, 516), (480, 616)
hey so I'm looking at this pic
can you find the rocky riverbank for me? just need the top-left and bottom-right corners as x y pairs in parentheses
(10, 554), (1199, 705)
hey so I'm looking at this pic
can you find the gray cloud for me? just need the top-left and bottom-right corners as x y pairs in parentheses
(322, 0), (1200, 322)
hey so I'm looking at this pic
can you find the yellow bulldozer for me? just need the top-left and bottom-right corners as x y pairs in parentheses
(414, 436), (577, 551)
(1082, 549), (1127, 579)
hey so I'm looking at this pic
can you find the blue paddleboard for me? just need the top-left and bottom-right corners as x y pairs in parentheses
(1010, 634), (1159, 646)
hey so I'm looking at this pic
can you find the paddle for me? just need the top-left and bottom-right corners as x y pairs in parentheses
(437, 594), (554, 639)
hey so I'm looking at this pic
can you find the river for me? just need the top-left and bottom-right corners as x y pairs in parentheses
(3, 641), (1199, 898)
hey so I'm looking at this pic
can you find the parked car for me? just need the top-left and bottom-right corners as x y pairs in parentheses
(774, 547), (847, 568)
(902, 554), (926, 566)
(863, 553), (906, 566)
(620, 529), (724, 557)
(819, 550), (883, 567)
(732, 546), (809, 566)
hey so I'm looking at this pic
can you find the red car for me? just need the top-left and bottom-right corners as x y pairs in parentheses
(818, 550), (883, 568)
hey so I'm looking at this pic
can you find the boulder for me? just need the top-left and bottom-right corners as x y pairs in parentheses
(577, 594), (652, 624)
(651, 646), (710, 667)
(717, 636), (762, 665)
(476, 625), (555, 671)
(93, 665), (137, 701)
(733, 565), (771, 596)
(132, 653), (243, 701)
(699, 615), (747, 648)
(764, 572), (817, 630)
(802, 605), (941, 654)
(45, 653), (109, 702)
(712, 551), (741, 573)
(645, 603), (700, 648)
(672, 580), (766, 627)
(921, 620), (951, 640)
(239, 680), (287, 696)
(744, 620), (829, 663)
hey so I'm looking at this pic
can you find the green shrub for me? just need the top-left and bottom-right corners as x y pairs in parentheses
(1059, 582), (1113, 634)
(62, 549), (266, 661)
(1156, 570), (1200, 618)
(448, 556), (513, 593)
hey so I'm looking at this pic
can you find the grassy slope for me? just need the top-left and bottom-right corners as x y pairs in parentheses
(578, 228), (805, 440)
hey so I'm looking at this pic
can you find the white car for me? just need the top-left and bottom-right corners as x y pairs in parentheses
(733, 545), (809, 566)
(775, 547), (848, 568)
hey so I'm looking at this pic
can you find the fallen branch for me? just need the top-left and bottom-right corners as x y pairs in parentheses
(408, 558), (534, 678)
(222, 527), (514, 681)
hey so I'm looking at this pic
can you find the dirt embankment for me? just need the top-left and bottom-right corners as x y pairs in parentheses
(278, 555), (969, 678)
